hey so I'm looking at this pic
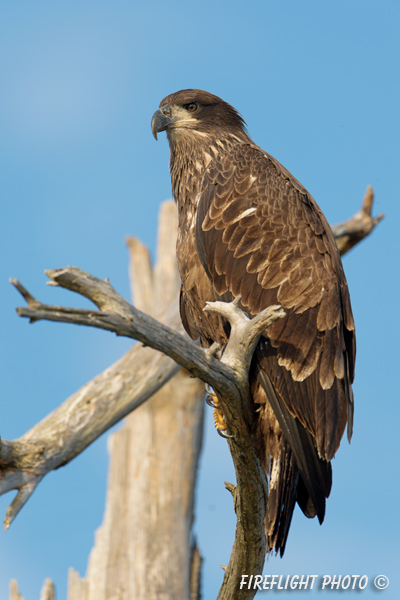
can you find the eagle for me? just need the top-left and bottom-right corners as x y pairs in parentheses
(151, 89), (355, 555)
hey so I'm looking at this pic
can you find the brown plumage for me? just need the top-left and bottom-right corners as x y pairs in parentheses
(151, 89), (355, 555)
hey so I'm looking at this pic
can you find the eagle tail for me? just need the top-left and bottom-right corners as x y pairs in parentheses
(265, 439), (299, 556)
(264, 437), (331, 556)
(254, 350), (332, 555)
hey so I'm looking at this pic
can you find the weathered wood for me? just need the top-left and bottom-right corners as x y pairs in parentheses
(126, 236), (154, 312)
(190, 543), (202, 600)
(11, 268), (240, 401)
(2, 190), (382, 531)
(78, 374), (204, 600)
(39, 579), (55, 600)
(332, 185), (384, 255)
(153, 200), (182, 312)
(0, 311), (182, 529)
(67, 568), (88, 600)
(4, 192), (383, 600)
(9, 580), (24, 600)
(12, 262), (285, 600)
(69, 201), (205, 600)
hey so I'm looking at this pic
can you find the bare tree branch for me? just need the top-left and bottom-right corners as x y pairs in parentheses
(11, 267), (238, 393)
(9, 580), (24, 600)
(332, 186), (384, 255)
(190, 543), (203, 600)
(126, 236), (154, 312)
(0, 291), (183, 529)
(39, 579), (55, 600)
(3, 188), (384, 599)
(9, 266), (284, 600)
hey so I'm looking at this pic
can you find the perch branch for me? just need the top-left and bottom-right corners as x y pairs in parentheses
(205, 297), (284, 374)
(204, 299), (285, 600)
(332, 185), (384, 255)
(9, 267), (285, 600)
(2, 190), (383, 597)
(12, 267), (236, 392)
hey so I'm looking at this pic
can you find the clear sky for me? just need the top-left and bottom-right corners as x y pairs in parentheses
(1, 1), (399, 598)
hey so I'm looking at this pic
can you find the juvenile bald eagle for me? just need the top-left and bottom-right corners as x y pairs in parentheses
(151, 89), (355, 555)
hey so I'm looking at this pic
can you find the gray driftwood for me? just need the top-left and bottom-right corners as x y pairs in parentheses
(9, 578), (54, 600)
(10, 259), (285, 600)
(67, 203), (205, 600)
(331, 185), (383, 255)
(2, 189), (383, 600)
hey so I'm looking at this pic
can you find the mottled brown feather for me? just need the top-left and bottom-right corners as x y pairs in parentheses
(197, 144), (354, 414)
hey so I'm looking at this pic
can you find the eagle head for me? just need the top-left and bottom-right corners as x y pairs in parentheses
(151, 89), (246, 141)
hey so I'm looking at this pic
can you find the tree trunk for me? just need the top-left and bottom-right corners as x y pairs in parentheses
(67, 201), (205, 600)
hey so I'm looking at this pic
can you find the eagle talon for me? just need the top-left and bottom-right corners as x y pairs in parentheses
(206, 394), (218, 408)
(205, 383), (219, 408)
(217, 427), (234, 439)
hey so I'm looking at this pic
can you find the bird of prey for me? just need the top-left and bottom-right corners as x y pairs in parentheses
(151, 89), (355, 555)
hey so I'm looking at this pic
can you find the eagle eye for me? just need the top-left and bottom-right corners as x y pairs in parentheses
(185, 102), (198, 113)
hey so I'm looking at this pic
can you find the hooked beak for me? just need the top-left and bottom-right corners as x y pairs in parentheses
(151, 105), (176, 140)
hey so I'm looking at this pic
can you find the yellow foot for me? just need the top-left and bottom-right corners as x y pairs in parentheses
(213, 405), (228, 432)
(205, 385), (233, 438)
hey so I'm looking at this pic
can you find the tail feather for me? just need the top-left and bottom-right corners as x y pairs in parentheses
(253, 350), (332, 556)
(265, 439), (299, 556)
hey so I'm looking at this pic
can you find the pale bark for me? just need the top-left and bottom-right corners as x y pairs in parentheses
(67, 568), (88, 600)
(75, 372), (204, 600)
(9, 580), (24, 600)
(68, 203), (205, 600)
(331, 185), (384, 255)
(0, 303), (183, 530)
(39, 579), (55, 600)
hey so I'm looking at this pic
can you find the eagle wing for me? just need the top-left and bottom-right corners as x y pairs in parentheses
(195, 143), (355, 462)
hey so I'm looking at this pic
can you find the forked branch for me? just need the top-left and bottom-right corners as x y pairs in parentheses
(332, 185), (384, 255)
(2, 188), (384, 600)
(8, 267), (285, 600)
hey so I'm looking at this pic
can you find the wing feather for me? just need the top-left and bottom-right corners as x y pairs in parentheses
(196, 143), (355, 460)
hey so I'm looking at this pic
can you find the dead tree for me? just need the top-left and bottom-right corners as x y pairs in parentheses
(2, 188), (383, 600)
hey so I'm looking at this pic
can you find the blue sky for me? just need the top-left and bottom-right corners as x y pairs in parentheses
(1, 1), (399, 598)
